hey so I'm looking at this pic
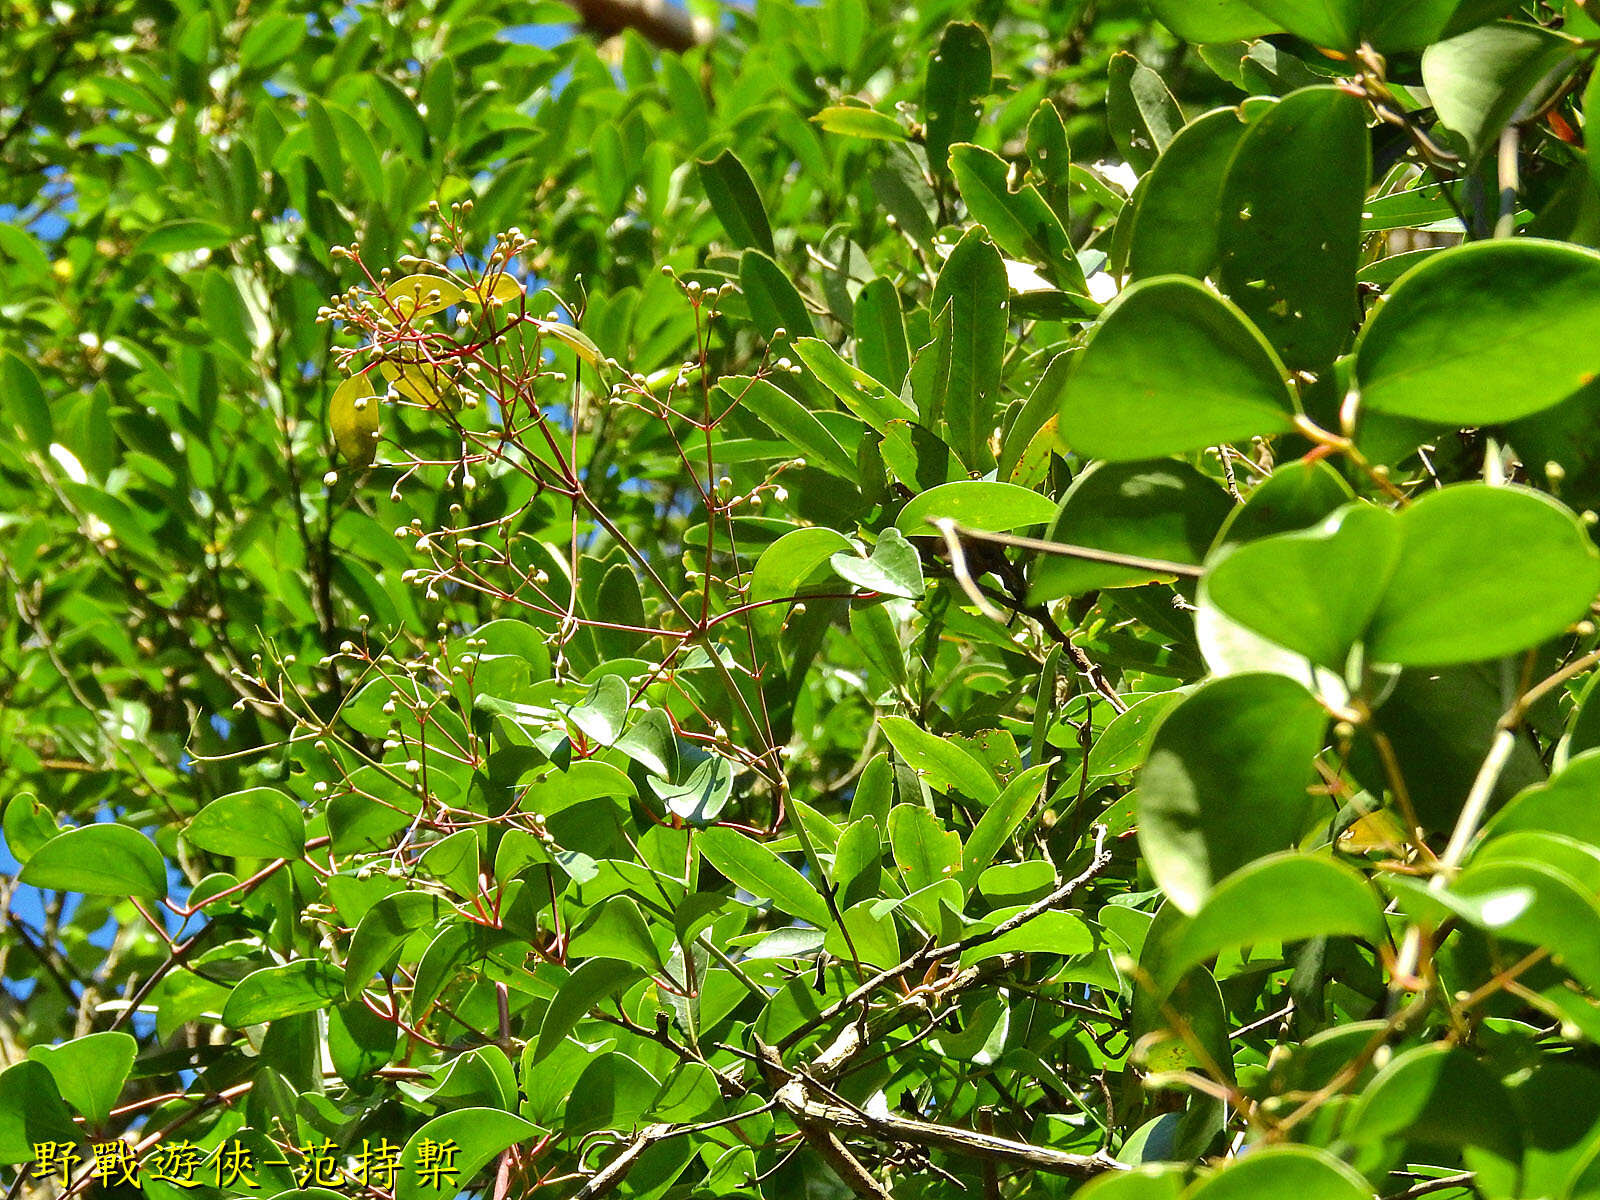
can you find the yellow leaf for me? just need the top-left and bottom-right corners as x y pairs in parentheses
(379, 355), (456, 410)
(530, 318), (603, 368)
(473, 272), (523, 306)
(330, 375), (380, 467)
(384, 273), (466, 321)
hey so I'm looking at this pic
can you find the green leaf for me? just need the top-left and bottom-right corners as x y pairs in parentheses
(1355, 240), (1600, 425)
(853, 277), (911, 390)
(698, 826), (832, 927)
(728, 376), (856, 480)
(930, 229), (1008, 469)
(184, 787), (306, 860)
(998, 350), (1072, 487)
(345, 892), (450, 996)
(1107, 52), (1182, 174)
(2, 350), (52, 451)
(223, 960), (345, 1027)
(569, 896), (665, 972)
(793, 336), (915, 430)
(923, 22), (991, 173)
(1144, 0), (1280, 42)
(330, 374), (380, 468)
(1366, 484), (1599, 666)
(396, 1108), (542, 1200)
(1488, 751), (1600, 846)
(896, 481), (1057, 537)
(534, 958), (642, 1061)
(1127, 107), (1252, 282)
(135, 219), (232, 257)
(960, 762), (1050, 889)
(1234, 0), (1361, 48)
(965, 909), (1094, 962)
(1215, 458), (1354, 547)
(1027, 100), (1072, 209)
(18, 824), (166, 899)
(1058, 276), (1295, 462)
(2, 791), (57, 862)
(1077, 1166), (1187, 1200)
(1448, 858), (1600, 990)
(850, 601), (908, 692)
(1201, 502), (1399, 673)
(367, 73), (430, 162)
(1138, 674), (1327, 914)
(1218, 87), (1368, 370)
(1422, 23), (1579, 164)
(740, 249), (815, 341)
(651, 754), (735, 825)
(0, 1061), (81, 1165)
(880, 716), (1001, 805)
(812, 104), (907, 142)
(888, 803), (963, 893)
(1205, 486), (1599, 669)
(698, 150), (775, 255)
(830, 528), (925, 599)
(1185, 1145), (1372, 1200)
(1153, 854), (1385, 993)
(1031, 461), (1234, 601)
(751, 527), (855, 612)
(27, 1032), (137, 1129)
(949, 143), (1086, 292)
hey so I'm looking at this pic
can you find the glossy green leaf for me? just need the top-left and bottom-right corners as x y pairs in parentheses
(853, 277), (911, 389)
(1032, 460), (1234, 600)
(880, 715), (1001, 805)
(740, 249), (816, 341)
(1138, 674), (1327, 914)
(1059, 276), (1296, 461)
(1143, 0), (1280, 42)
(793, 336), (915, 430)
(1185, 1145), (1371, 1200)
(223, 960), (344, 1027)
(1449, 858), (1600, 990)
(698, 826), (832, 927)
(830, 527), (925, 599)
(1107, 52), (1181, 174)
(396, 1108), (542, 1200)
(960, 762), (1050, 889)
(184, 787), (306, 860)
(1127, 107), (1252, 282)
(345, 892), (450, 996)
(1201, 503), (1398, 672)
(534, 958), (641, 1062)
(18, 824), (165, 899)
(698, 150), (775, 255)
(2, 351), (53, 450)
(1218, 87), (1368, 370)
(569, 896), (665, 972)
(923, 22), (991, 172)
(728, 376), (856, 480)
(27, 1032), (137, 1128)
(1154, 854), (1385, 993)
(896, 480), (1057, 537)
(0, 1062), (81, 1165)
(1423, 23), (1579, 163)
(811, 104), (908, 142)
(949, 143), (1086, 292)
(1356, 241), (1600, 425)
(1366, 484), (1599, 666)
(930, 229), (1008, 469)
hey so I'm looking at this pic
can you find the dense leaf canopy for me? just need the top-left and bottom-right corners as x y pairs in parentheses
(9, 2), (1600, 1199)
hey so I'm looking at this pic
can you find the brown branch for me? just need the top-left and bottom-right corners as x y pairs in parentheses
(772, 1076), (1122, 1181)
(758, 1042), (896, 1200)
(564, 0), (711, 51)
